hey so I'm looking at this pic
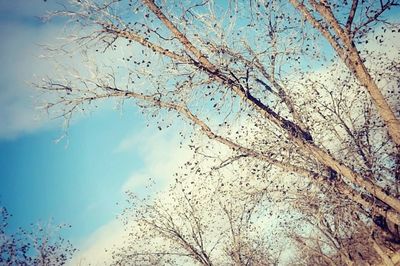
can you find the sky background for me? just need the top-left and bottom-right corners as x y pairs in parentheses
(0, 0), (189, 263)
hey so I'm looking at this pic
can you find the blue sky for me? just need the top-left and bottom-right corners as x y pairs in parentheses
(1, 106), (143, 238)
(0, 0), (185, 255)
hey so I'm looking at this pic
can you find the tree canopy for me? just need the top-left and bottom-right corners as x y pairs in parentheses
(0, 206), (75, 266)
(40, 0), (400, 264)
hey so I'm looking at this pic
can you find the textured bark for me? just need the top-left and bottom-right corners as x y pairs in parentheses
(372, 239), (395, 266)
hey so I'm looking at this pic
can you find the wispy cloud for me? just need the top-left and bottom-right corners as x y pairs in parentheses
(114, 126), (193, 192)
(68, 219), (127, 266)
(70, 126), (193, 264)
(0, 4), (65, 139)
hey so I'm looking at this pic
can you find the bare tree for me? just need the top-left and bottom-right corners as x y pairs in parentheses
(39, 0), (400, 264)
(0, 206), (76, 266)
(111, 169), (283, 265)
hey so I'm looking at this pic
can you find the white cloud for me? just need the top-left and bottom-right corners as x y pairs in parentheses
(0, 0), (154, 140)
(68, 219), (127, 266)
(0, 0), (63, 18)
(120, 172), (150, 193)
(70, 127), (194, 265)
(116, 126), (193, 192)
(0, 18), (65, 139)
